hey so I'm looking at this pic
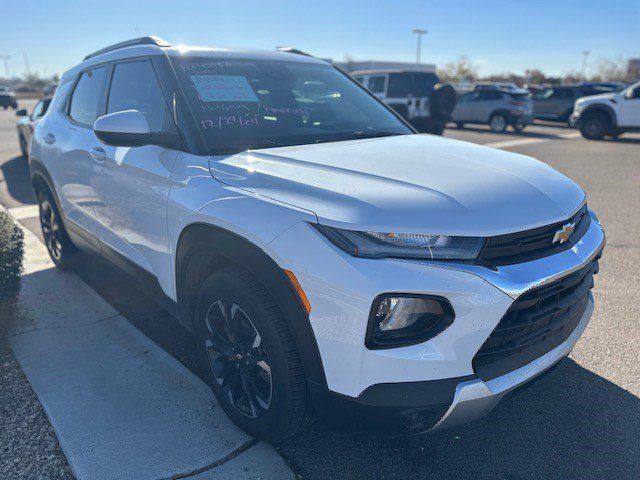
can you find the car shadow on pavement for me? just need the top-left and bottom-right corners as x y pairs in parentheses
(0, 155), (37, 206)
(277, 359), (640, 480)
(64, 255), (639, 480)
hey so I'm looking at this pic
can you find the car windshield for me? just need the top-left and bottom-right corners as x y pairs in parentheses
(171, 57), (412, 154)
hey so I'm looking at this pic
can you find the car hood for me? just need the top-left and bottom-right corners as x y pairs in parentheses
(577, 92), (617, 104)
(208, 134), (585, 236)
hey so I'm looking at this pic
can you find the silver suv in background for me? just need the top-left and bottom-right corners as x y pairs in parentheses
(351, 70), (456, 135)
(452, 89), (533, 132)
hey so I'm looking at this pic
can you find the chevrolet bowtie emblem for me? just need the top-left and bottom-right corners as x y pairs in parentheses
(553, 222), (575, 244)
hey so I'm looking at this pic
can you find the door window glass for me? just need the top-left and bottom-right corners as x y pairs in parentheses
(107, 60), (173, 132)
(69, 66), (107, 125)
(368, 75), (386, 94)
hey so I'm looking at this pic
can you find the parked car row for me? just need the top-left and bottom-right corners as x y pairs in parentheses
(452, 88), (533, 132)
(352, 70), (456, 135)
(16, 97), (52, 157)
(0, 87), (18, 110)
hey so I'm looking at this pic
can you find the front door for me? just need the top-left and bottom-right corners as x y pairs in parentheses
(618, 84), (640, 127)
(91, 58), (179, 288)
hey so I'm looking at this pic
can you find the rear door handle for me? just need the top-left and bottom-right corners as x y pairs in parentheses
(44, 133), (55, 145)
(89, 147), (106, 162)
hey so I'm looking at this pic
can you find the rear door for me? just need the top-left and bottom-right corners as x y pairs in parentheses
(477, 91), (504, 122)
(453, 92), (478, 121)
(92, 57), (179, 279)
(48, 65), (107, 237)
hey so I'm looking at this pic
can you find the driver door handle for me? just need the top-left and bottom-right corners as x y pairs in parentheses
(89, 147), (106, 162)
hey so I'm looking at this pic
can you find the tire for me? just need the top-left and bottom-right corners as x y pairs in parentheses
(429, 83), (457, 121)
(489, 113), (508, 132)
(456, 122), (464, 129)
(36, 188), (79, 269)
(194, 266), (312, 442)
(18, 134), (27, 158)
(579, 112), (608, 140)
(511, 121), (526, 133)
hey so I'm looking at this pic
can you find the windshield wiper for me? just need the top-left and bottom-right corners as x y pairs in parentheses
(352, 130), (404, 139)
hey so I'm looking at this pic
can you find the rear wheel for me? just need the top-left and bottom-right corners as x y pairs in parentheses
(36, 189), (79, 269)
(580, 112), (608, 140)
(489, 113), (507, 132)
(195, 267), (312, 442)
(511, 121), (526, 132)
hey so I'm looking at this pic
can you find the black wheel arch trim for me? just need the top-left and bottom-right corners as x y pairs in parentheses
(30, 158), (64, 216)
(175, 223), (328, 390)
(581, 104), (617, 127)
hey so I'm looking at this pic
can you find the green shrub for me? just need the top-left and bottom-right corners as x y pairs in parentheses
(0, 210), (24, 301)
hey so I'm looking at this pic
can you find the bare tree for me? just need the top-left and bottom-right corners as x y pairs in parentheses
(524, 68), (547, 85)
(595, 56), (628, 82)
(438, 56), (478, 82)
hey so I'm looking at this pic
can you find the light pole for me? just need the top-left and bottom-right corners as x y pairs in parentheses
(412, 29), (427, 64)
(581, 50), (590, 81)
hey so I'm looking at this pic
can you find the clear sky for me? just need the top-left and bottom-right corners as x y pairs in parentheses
(0, 0), (637, 78)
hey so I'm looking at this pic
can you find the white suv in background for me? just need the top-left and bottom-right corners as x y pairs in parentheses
(572, 80), (640, 139)
(30, 37), (605, 442)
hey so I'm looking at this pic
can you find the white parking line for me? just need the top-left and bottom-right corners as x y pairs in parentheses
(484, 132), (581, 149)
(7, 204), (39, 220)
(1, 205), (295, 480)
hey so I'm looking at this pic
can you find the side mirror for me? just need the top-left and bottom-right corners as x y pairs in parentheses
(625, 88), (640, 100)
(16, 109), (27, 116)
(93, 109), (179, 148)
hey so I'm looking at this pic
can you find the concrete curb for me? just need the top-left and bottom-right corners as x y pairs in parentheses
(1, 204), (295, 480)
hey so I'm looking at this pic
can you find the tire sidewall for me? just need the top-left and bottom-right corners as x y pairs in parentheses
(490, 113), (507, 132)
(580, 113), (607, 140)
(36, 188), (76, 269)
(194, 269), (298, 441)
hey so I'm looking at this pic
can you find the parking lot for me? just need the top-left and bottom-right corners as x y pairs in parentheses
(1, 100), (639, 479)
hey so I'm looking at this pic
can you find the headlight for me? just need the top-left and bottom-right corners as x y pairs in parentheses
(313, 224), (484, 260)
(367, 295), (454, 349)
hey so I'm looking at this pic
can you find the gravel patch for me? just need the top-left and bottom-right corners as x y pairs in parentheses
(1, 303), (75, 480)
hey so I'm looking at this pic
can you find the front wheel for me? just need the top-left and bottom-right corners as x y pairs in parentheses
(489, 113), (507, 132)
(579, 112), (608, 140)
(195, 267), (312, 442)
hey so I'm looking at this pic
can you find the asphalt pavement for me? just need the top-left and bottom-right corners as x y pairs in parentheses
(1, 101), (639, 479)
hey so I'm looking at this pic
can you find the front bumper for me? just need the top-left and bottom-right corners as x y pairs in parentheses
(432, 293), (593, 430)
(267, 210), (605, 431)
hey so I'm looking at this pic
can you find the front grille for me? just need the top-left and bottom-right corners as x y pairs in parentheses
(479, 205), (590, 266)
(473, 251), (601, 381)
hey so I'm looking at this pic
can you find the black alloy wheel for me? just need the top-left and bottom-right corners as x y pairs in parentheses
(39, 197), (63, 263)
(203, 299), (272, 419)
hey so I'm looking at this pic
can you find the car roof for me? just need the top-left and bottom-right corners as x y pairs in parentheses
(61, 36), (328, 83)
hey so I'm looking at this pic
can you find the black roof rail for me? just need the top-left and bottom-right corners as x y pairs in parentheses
(84, 36), (171, 61)
(275, 46), (314, 57)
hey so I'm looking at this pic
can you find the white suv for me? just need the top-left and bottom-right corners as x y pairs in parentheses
(572, 80), (640, 139)
(30, 37), (605, 441)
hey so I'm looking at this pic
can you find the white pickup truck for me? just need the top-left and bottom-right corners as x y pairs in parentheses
(571, 81), (640, 139)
